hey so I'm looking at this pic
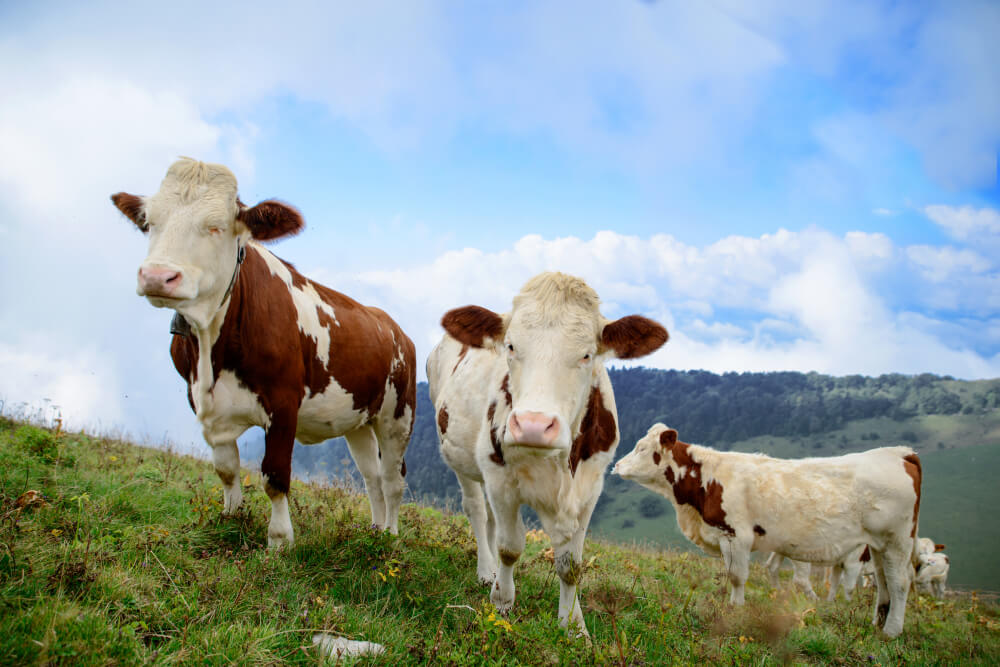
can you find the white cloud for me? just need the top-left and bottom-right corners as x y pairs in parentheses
(906, 245), (991, 283)
(924, 205), (1000, 245)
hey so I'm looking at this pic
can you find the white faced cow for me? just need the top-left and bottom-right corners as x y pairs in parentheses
(427, 272), (668, 636)
(614, 424), (922, 637)
(112, 158), (416, 547)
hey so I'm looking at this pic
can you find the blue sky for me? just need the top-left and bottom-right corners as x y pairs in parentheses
(0, 0), (997, 449)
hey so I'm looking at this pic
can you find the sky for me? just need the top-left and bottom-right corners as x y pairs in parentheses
(0, 0), (997, 451)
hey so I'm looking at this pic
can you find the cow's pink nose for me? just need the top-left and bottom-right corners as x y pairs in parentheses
(508, 411), (560, 445)
(138, 266), (182, 296)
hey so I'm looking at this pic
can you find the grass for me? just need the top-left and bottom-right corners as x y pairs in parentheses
(2, 416), (999, 665)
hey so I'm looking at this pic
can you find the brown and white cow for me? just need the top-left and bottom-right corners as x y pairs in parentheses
(427, 272), (668, 636)
(614, 424), (922, 637)
(112, 158), (416, 547)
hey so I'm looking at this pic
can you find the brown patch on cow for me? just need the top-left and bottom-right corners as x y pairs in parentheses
(935, 543), (946, 552)
(451, 344), (470, 374)
(499, 549), (520, 567)
(569, 386), (617, 476)
(486, 401), (505, 466)
(860, 545), (871, 562)
(666, 440), (735, 535)
(437, 405), (449, 435)
(753, 525), (766, 536)
(943, 555), (949, 564)
(111, 192), (147, 231)
(489, 425), (505, 466)
(902, 453), (922, 538)
(664, 466), (675, 484)
(652, 451), (661, 465)
(167, 245), (416, 496)
(237, 199), (304, 241)
(441, 305), (504, 348)
(500, 374), (512, 407)
(601, 315), (669, 359)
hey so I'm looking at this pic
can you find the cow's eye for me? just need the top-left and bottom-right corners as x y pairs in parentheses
(582, 353), (591, 361)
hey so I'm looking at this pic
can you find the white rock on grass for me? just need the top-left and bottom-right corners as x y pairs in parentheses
(312, 633), (386, 660)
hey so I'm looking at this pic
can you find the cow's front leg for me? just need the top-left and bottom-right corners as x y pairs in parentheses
(554, 527), (590, 638)
(209, 439), (243, 514)
(261, 413), (297, 549)
(456, 474), (497, 584)
(489, 491), (524, 614)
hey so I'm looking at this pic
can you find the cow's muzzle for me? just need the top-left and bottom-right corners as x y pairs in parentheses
(507, 410), (560, 447)
(138, 265), (184, 299)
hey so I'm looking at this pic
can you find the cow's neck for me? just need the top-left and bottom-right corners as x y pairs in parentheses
(180, 245), (247, 414)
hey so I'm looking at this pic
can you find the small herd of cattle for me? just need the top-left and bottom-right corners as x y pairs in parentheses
(113, 158), (948, 640)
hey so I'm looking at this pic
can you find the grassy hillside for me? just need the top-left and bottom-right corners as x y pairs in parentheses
(2, 417), (999, 665)
(591, 441), (1000, 593)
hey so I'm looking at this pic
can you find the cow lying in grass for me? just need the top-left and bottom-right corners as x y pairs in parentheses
(613, 424), (922, 637)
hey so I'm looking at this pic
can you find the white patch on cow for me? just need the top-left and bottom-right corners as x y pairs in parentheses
(256, 247), (339, 368)
(266, 490), (294, 548)
(195, 368), (271, 445)
(296, 374), (368, 444)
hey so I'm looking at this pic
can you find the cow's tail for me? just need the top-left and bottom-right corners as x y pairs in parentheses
(903, 451), (922, 569)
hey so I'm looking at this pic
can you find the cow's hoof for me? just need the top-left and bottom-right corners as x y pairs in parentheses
(268, 535), (293, 550)
(490, 584), (514, 614)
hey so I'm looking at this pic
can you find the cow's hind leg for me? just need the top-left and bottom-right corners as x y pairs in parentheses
(209, 439), (244, 514)
(374, 419), (410, 535)
(765, 553), (782, 589)
(869, 549), (890, 630)
(827, 562), (844, 601)
(345, 426), (387, 530)
(880, 544), (912, 638)
(456, 474), (497, 584)
(791, 560), (818, 600)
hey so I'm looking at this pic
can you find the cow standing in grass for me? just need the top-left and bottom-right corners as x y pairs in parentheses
(112, 158), (416, 547)
(614, 424), (922, 637)
(427, 272), (668, 636)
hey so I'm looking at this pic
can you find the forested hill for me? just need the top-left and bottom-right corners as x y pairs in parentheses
(246, 368), (1000, 506)
(241, 367), (1000, 589)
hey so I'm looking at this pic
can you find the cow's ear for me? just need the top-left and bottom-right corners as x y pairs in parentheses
(659, 427), (678, 448)
(600, 315), (668, 359)
(238, 199), (304, 241)
(111, 192), (148, 232)
(935, 544), (946, 552)
(441, 305), (505, 349)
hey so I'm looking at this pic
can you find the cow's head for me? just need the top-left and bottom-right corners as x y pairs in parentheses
(111, 157), (303, 325)
(442, 272), (668, 454)
(613, 423), (675, 484)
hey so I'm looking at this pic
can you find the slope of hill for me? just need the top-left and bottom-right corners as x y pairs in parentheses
(3, 418), (998, 665)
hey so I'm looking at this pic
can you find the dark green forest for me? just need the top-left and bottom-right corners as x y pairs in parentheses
(242, 368), (1000, 505)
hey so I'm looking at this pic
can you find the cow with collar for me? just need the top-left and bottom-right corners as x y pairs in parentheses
(427, 272), (668, 636)
(614, 424), (922, 638)
(112, 158), (416, 547)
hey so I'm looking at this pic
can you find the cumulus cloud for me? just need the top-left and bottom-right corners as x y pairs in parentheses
(331, 227), (1000, 383)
